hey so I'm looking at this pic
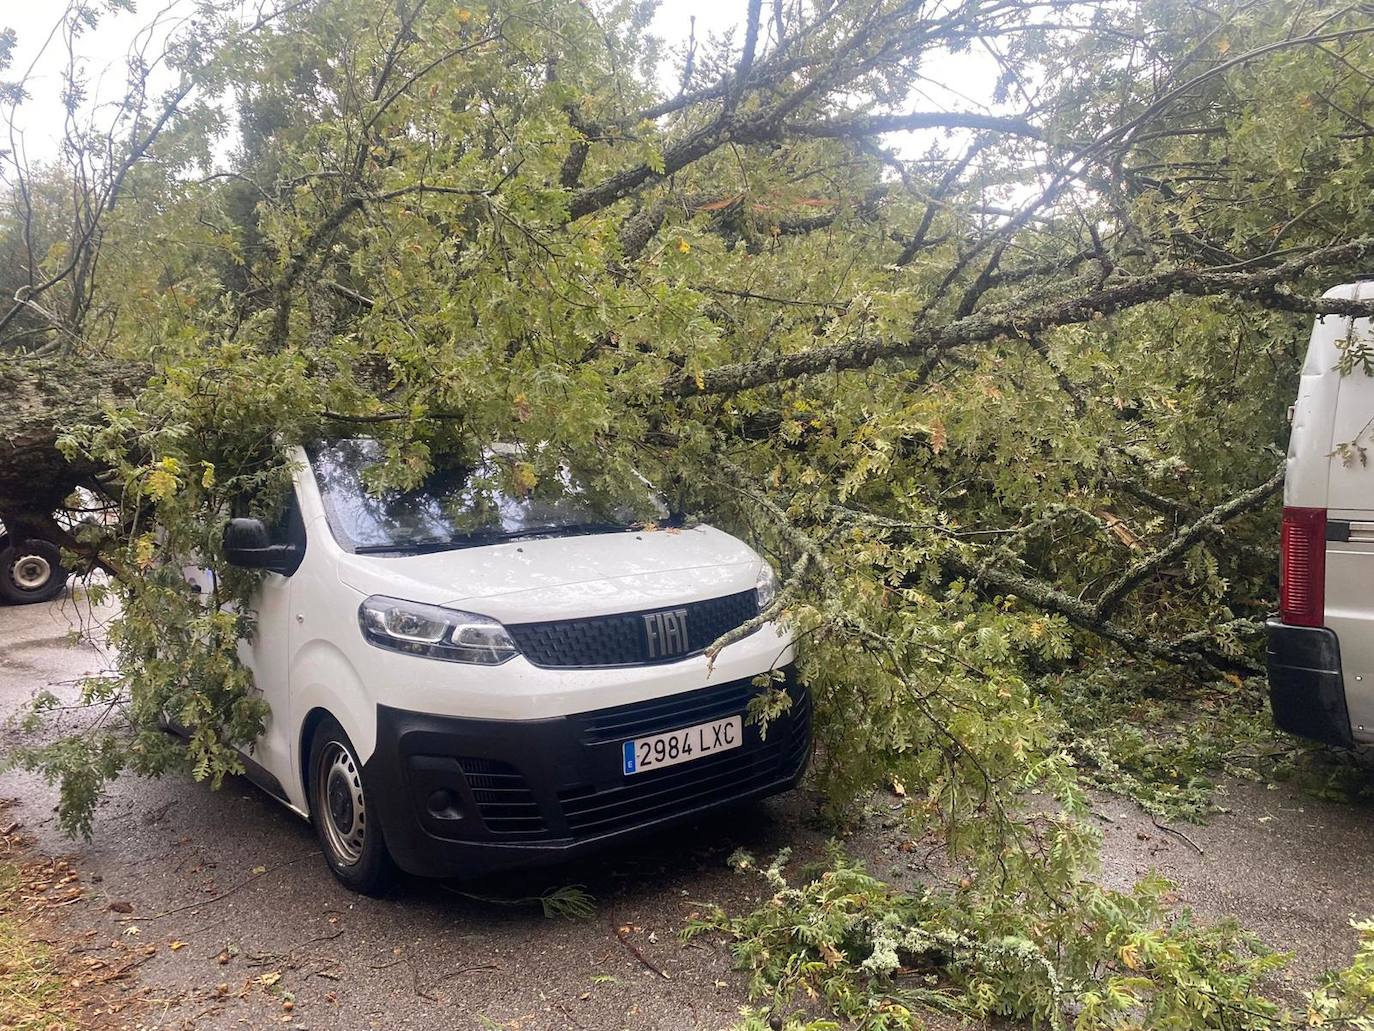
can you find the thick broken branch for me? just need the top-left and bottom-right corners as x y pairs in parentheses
(665, 237), (1374, 398)
(567, 109), (1041, 221)
(785, 111), (1041, 140)
(943, 548), (1258, 676)
(836, 506), (1264, 676)
(1093, 463), (1285, 618)
(0, 354), (147, 524)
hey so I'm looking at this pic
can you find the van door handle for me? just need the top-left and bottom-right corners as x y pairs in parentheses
(1350, 521), (1374, 542)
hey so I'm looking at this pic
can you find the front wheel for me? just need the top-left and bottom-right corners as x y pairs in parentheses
(0, 539), (67, 605)
(308, 716), (395, 895)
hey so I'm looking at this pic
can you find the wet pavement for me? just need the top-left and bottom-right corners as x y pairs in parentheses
(2, 592), (1372, 1029)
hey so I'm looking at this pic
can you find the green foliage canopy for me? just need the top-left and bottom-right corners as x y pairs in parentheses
(6, 0), (1374, 1024)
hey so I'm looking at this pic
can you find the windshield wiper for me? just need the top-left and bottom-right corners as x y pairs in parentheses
(514, 521), (635, 538)
(350, 522), (636, 554)
(351, 530), (510, 554)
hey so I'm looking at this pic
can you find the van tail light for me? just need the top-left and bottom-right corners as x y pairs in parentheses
(1279, 506), (1326, 627)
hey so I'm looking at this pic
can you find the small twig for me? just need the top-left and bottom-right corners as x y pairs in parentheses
(1151, 816), (1204, 856)
(556, 1002), (589, 1028)
(117, 851), (320, 922)
(610, 917), (671, 980)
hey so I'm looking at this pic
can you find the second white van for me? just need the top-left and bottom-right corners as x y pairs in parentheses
(1268, 281), (1374, 748)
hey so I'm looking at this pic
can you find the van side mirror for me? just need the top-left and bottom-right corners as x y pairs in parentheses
(223, 517), (301, 575)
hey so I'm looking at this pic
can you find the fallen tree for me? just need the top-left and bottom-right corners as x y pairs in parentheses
(0, 355), (144, 533)
(3, 0), (1368, 807)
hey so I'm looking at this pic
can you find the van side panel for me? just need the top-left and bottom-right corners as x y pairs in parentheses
(1283, 304), (1347, 510)
(291, 639), (376, 778)
(1326, 535), (1374, 740)
(1324, 305), (1374, 739)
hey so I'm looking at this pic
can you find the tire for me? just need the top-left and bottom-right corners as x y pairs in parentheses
(0, 539), (67, 605)
(307, 715), (395, 895)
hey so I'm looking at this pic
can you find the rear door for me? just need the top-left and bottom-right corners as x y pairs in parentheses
(1324, 313), (1374, 740)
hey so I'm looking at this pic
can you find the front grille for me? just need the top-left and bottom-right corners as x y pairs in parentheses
(455, 757), (548, 837)
(558, 688), (811, 837)
(574, 678), (760, 744)
(506, 590), (759, 668)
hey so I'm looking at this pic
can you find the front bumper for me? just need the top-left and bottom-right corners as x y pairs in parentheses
(1265, 620), (1353, 747)
(364, 668), (811, 878)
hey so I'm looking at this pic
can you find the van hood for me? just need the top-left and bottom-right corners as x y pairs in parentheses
(333, 523), (763, 623)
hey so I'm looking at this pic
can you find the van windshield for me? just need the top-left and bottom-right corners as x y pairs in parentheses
(309, 439), (668, 553)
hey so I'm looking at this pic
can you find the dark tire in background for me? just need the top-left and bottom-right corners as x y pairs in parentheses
(0, 538), (67, 605)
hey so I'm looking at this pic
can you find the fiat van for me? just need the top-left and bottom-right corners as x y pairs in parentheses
(1268, 281), (1374, 748)
(204, 439), (806, 893)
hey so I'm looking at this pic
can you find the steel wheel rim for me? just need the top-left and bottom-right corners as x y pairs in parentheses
(318, 742), (366, 866)
(12, 554), (52, 591)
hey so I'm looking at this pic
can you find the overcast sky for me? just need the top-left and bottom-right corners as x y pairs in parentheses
(5, 2), (183, 166)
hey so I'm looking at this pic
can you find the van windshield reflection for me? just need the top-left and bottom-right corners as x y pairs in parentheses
(309, 439), (666, 554)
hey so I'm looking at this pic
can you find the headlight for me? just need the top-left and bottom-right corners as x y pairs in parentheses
(359, 595), (518, 665)
(755, 562), (780, 610)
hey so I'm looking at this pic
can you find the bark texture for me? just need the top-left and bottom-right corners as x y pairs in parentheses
(0, 354), (145, 532)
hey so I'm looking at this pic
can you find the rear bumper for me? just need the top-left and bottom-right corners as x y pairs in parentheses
(1265, 620), (1353, 747)
(364, 668), (811, 878)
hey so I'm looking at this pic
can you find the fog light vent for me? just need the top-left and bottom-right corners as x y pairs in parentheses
(426, 789), (463, 820)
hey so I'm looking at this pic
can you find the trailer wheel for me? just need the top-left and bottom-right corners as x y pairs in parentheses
(0, 539), (68, 604)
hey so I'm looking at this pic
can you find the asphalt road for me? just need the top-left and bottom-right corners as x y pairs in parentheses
(3, 591), (1373, 1029)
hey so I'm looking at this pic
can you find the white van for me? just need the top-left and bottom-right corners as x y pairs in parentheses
(1269, 281), (1374, 748)
(208, 439), (805, 894)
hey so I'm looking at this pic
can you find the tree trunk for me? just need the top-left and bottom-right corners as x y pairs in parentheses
(0, 354), (146, 534)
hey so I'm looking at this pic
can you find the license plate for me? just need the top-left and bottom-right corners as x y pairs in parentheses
(622, 715), (743, 775)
